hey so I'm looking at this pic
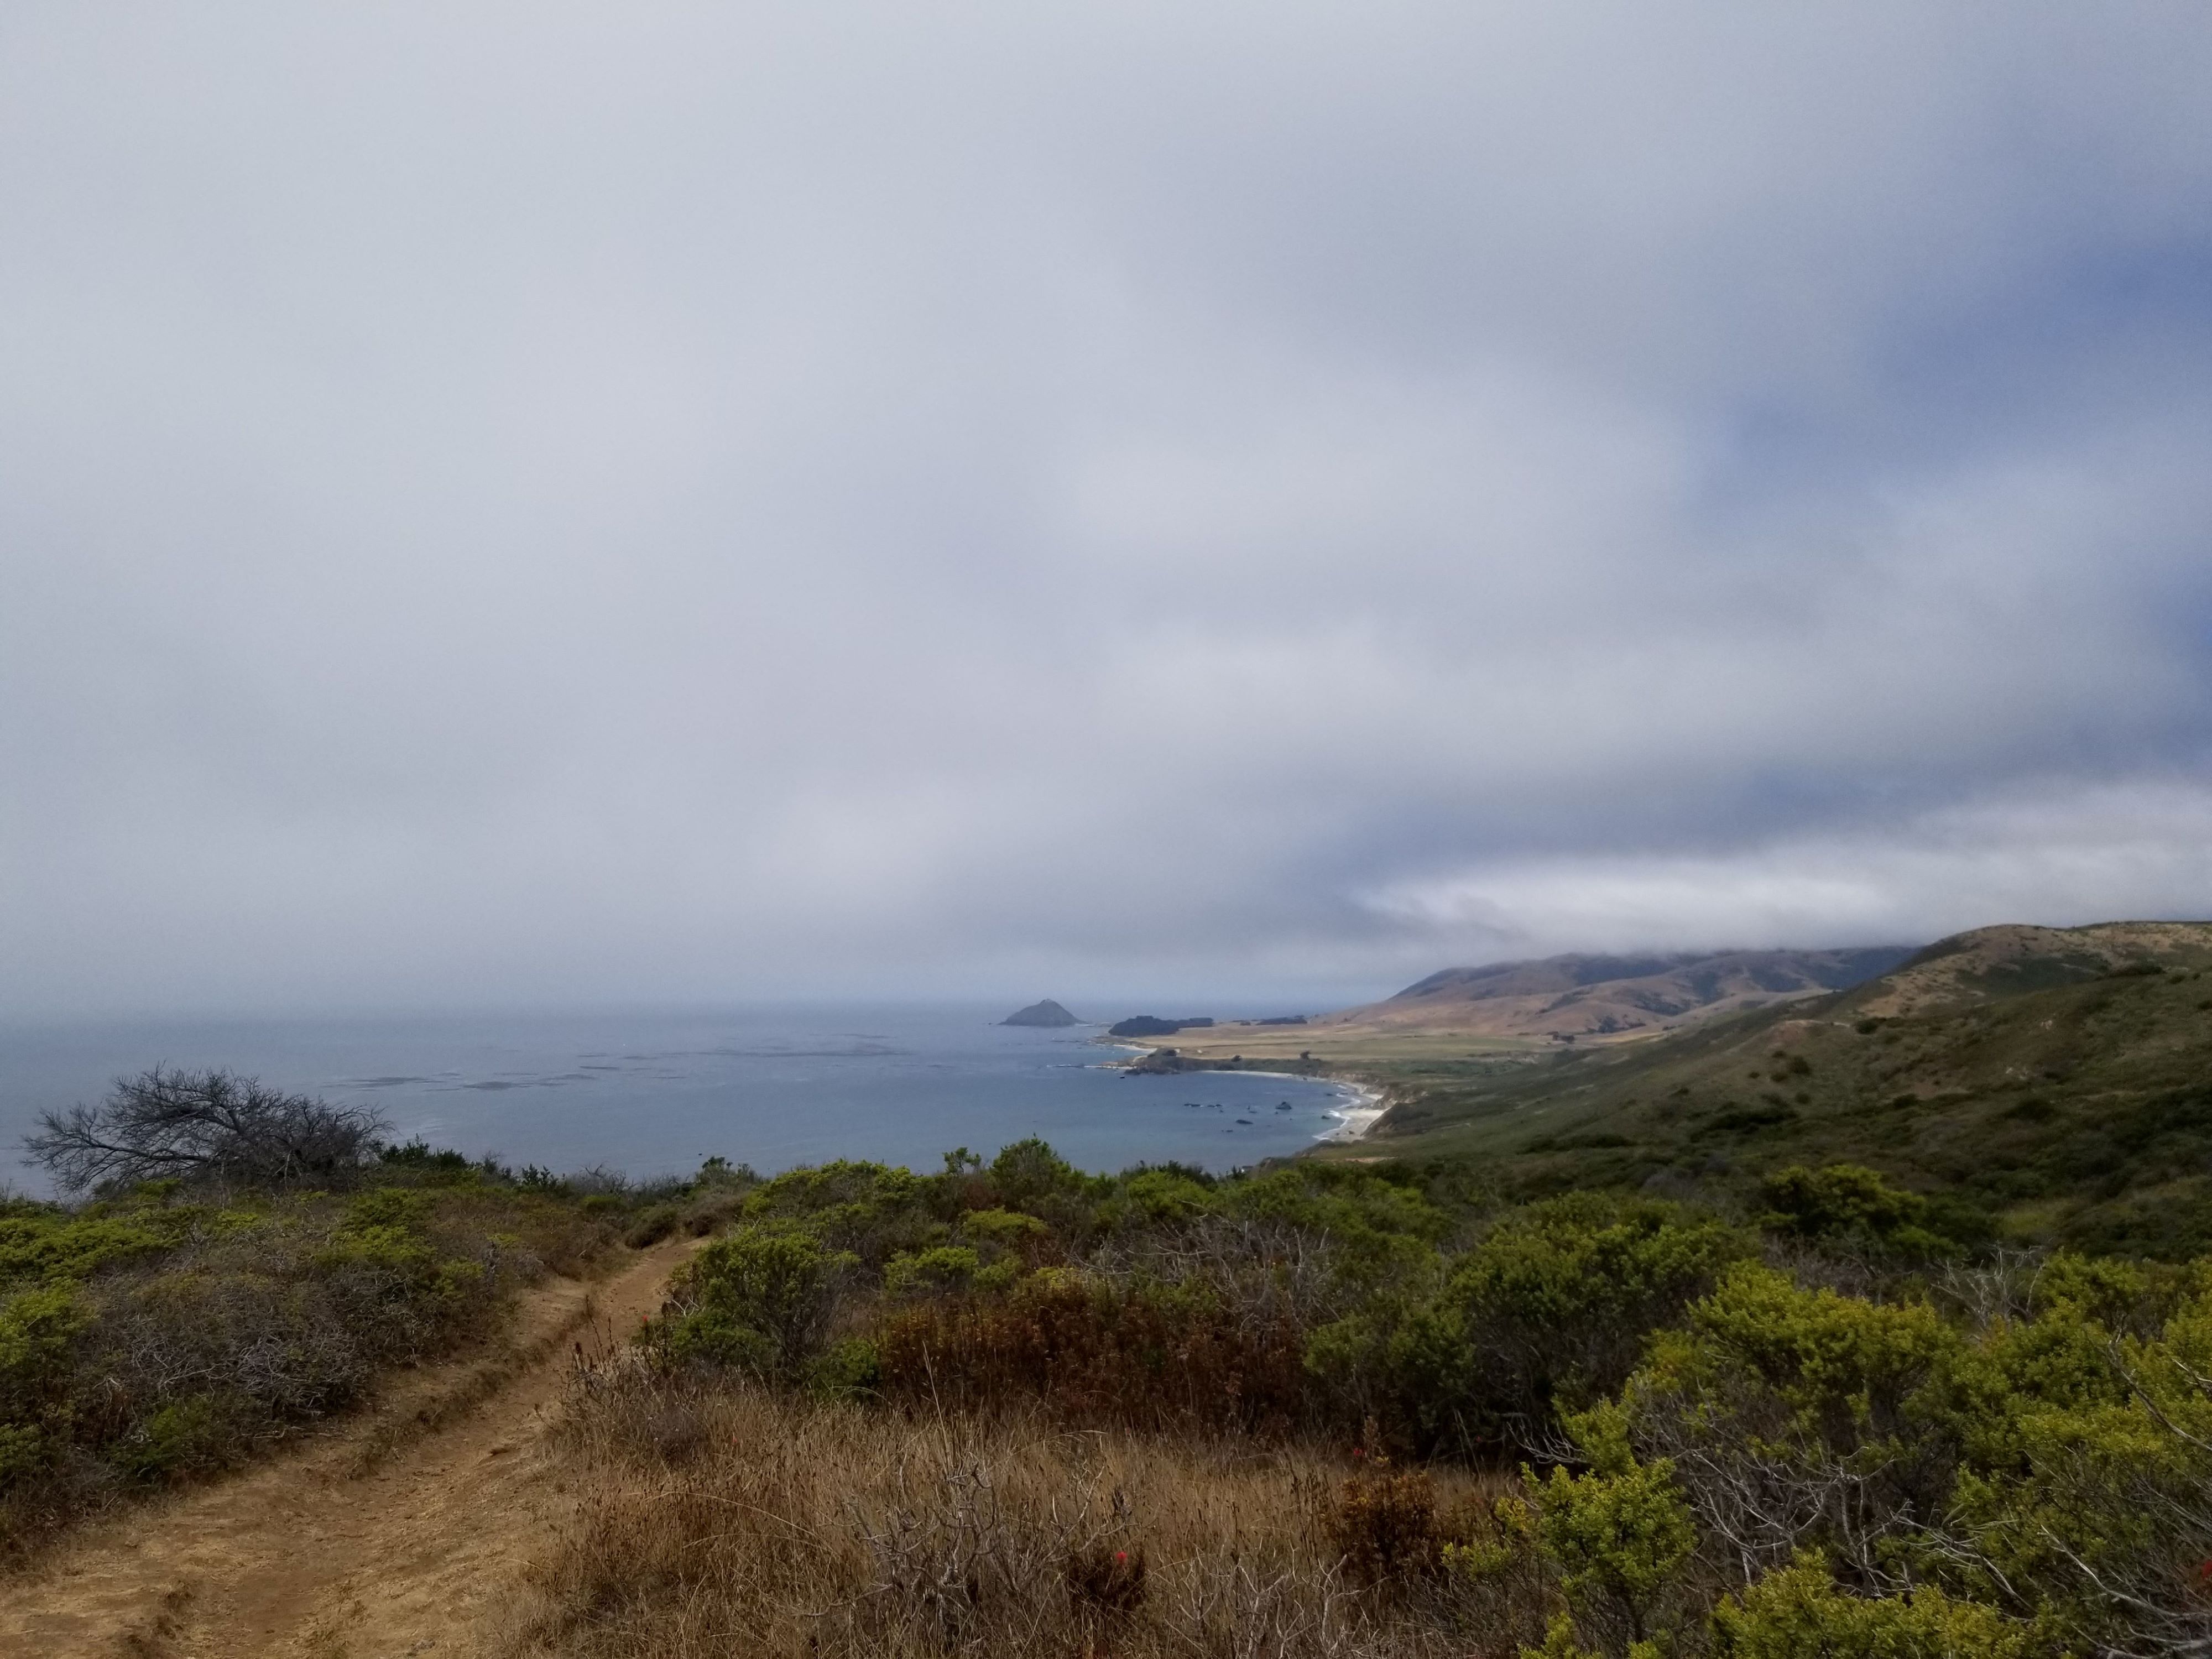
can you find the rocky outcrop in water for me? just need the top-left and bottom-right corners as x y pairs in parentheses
(1001, 999), (1079, 1027)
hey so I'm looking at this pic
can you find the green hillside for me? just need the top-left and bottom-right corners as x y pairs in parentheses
(1322, 921), (2212, 1256)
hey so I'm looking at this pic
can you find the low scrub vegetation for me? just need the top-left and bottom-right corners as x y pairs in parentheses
(20, 1061), (2212, 1655)
(512, 1142), (2212, 1657)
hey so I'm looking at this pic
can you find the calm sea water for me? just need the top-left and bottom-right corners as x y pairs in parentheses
(0, 1006), (1361, 1196)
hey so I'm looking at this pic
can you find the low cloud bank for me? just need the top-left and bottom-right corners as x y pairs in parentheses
(2, 5), (2209, 1013)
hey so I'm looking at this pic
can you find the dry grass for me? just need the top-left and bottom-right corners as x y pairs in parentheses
(502, 1359), (1534, 1659)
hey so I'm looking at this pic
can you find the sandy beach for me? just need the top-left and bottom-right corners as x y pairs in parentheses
(1093, 1038), (1386, 1147)
(1319, 1079), (1388, 1142)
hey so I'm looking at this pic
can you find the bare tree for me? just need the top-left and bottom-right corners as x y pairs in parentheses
(23, 1065), (388, 1194)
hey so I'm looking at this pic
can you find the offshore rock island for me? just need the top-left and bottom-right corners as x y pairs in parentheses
(1000, 998), (1080, 1027)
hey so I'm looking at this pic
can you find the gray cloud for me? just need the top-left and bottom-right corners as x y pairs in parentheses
(3, 2), (2211, 1015)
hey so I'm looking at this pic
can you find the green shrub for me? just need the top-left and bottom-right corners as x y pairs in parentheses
(1533, 1454), (1694, 1653)
(1709, 1556), (2028, 1658)
(377, 1140), (483, 1183)
(112, 1395), (228, 1484)
(0, 1423), (48, 1484)
(650, 1224), (857, 1380)
(883, 1245), (980, 1297)
(806, 1335), (883, 1401)
(0, 1281), (88, 1425)
(959, 1207), (1049, 1245)
(1305, 1290), (1470, 1454)
(988, 1138), (1086, 1211)
(0, 1209), (179, 1284)
(343, 1187), (438, 1230)
(1108, 1170), (1212, 1226)
(1613, 1265), (1963, 1587)
(1444, 1195), (1749, 1449)
(1759, 1165), (1950, 1260)
(1224, 1165), (1449, 1283)
(740, 1161), (933, 1265)
(1520, 1614), (1658, 1659)
(1934, 1281), (2212, 1650)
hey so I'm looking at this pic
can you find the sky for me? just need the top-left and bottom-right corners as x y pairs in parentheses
(3, 2), (2211, 1017)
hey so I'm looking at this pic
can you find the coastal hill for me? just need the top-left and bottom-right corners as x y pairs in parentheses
(1001, 999), (1079, 1027)
(1135, 945), (1916, 1065)
(1321, 945), (1916, 1041)
(1329, 919), (2212, 1256)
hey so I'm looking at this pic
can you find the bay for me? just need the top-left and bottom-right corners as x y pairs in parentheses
(0, 1005), (1361, 1195)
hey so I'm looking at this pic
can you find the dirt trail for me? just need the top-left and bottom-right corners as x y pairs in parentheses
(0, 1237), (697, 1658)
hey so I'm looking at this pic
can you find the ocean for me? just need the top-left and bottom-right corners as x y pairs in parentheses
(0, 1005), (1366, 1196)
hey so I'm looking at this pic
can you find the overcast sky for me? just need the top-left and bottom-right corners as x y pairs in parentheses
(4, 3), (2211, 1016)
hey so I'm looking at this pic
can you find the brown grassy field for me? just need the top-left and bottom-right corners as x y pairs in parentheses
(502, 1358), (1526, 1659)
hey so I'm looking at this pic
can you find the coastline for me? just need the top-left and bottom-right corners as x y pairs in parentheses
(1135, 1062), (1382, 1142)
(1091, 1036), (1387, 1147)
(1318, 1078), (1387, 1143)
